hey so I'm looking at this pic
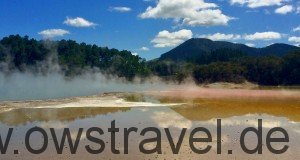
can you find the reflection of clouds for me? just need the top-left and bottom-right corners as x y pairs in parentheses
(139, 108), (150, 112)
(71, 130), (86, 140)
(295, 129), (300, 134)
(151, 110), (192, 129)
(292, 123), (300, 134)
(143, 142), (157, 150)
(38, 122), (86, 140)
(0, 108), (14, 114)
(204, 114), (289, 129)
(38, 121), (68, 129)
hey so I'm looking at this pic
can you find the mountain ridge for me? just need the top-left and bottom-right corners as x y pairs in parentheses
(159, 38), (300, 62)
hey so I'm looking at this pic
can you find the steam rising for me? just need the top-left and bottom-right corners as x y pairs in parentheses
(0, 72), (170, 101)
(0, 40), (177, 101)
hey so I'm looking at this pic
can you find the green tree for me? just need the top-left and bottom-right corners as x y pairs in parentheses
(281, 51), (300, 85)
(193, 62), (245, 84)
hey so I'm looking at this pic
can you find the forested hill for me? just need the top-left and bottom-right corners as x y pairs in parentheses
(160, 38), (300, 62)
(0, 35), (299, 85)
(0, 35), (150, 79)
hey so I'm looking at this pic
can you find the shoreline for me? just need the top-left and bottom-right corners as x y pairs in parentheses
(1, 82), (300, 103)
(0, 85), (299, 112)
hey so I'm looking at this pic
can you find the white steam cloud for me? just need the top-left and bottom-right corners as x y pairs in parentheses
(0, 72), (170, 101)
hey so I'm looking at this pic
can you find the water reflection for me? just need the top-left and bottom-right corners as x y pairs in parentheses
(0, 107), (129, 126)
(171, 98), (300, 122)
(0, 95), (299, 159)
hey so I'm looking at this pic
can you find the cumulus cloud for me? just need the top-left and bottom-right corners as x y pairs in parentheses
(293, 26), (300, 32)
(245, 43), (255, 47)
(198, 33), (241, 41)
(230, 0), (286, 8)
(109, 6), (132, 12)
(140, 0), (233, 26)
(151, 29), (193, 48)
(275, 5), (294, 14)
(288, 36), (300, 43)
(244, 31), (282, 41)
(139, 47), (149, 51)
(38, 29), (70, 38)
(197, 31), (284, 42)
(64, 17), (97, 27)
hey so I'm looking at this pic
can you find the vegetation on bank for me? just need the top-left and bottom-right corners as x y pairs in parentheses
(0, 35), (299, 85)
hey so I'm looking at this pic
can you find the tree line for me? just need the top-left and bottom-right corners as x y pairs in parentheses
(0, 35), (150, 80)
(0, 35), (299, 85)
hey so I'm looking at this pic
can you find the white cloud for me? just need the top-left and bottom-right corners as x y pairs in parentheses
(293, 43), (300, 47)
(151, 29), (193, 48)
(296, 2), (300, 14)
(64, 17), (97, 27)
(245, 43), (255, 47)
(198, 33), (241, 41)
(293, 26), (300, 32)
(230, 0), (286, 8)
(110, 7), (132, 12)
(140, 0), (233, 26)
(197, 31), (284, 42)
(139, 47), (149, 51)
(132, 52), (139, 56)
(244, 31), (282, 41)
(288, 36), (300, 43)
(38, 29), (70, 38)
(275, 5), (294, 14)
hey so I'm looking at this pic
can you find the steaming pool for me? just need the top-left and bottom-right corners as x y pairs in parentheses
(0, 89), (299, 159)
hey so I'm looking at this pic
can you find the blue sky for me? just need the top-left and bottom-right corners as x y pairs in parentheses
(0, 0), (300, 60)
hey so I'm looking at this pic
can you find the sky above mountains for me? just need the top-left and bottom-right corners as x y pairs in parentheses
(0, 0), (300, 59)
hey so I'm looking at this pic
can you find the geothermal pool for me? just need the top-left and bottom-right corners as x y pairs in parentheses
(0, 89), (299, 159)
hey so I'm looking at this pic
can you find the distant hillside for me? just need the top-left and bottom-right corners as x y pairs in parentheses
(160, 38), (300, 62)
(1, 35), (299, 85)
